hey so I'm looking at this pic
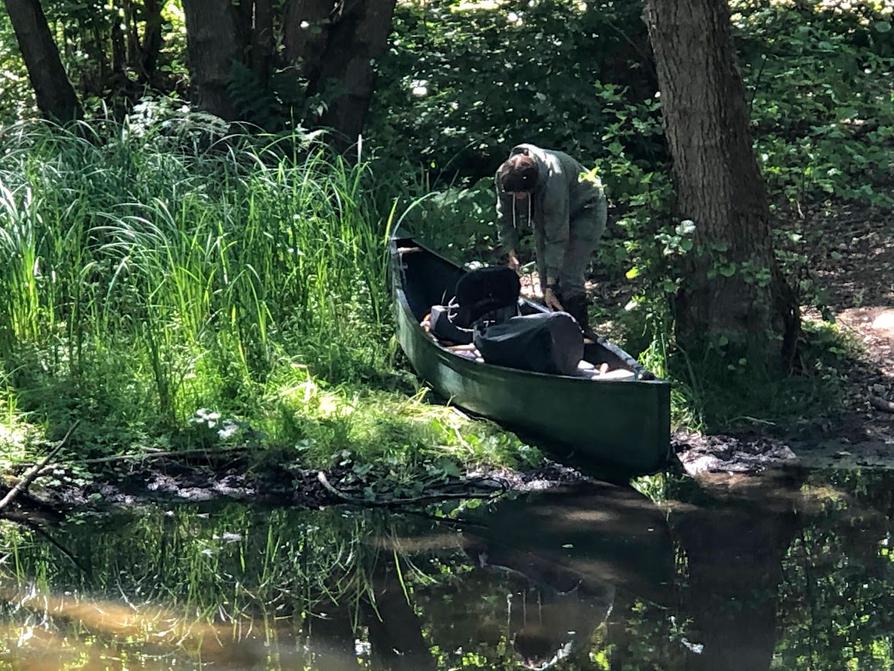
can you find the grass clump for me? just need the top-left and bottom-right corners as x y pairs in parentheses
(0, 118), (532, 476)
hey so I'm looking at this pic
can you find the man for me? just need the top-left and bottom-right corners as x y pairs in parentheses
(495, 143), (607, 332)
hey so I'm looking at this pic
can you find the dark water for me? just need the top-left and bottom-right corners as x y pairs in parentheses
(0, 469), (892, 670)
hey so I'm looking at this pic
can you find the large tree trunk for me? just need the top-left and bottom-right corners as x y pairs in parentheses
(644, 0), (799, 362)
(139, 0), (164, 84)
(251, 0), (274, 83)
(4, 0), (82, 122)
(182, 0), (243, 120)
(284, 0), (336, 82)
(307, 0), (397, 149)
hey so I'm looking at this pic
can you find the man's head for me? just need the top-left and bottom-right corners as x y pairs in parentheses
(498, 153), (538, 197)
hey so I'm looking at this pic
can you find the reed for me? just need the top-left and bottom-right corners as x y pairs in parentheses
(0, 119), (527, 469)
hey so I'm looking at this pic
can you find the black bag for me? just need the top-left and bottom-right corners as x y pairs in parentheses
(453, 267), (520, 327)
(474, 312), (584, 375)
(430, 304), (473, 344)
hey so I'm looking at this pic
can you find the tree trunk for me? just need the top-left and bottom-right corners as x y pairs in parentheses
(251, 0), (274, 83)
(234, 0), (254, 56)
(123, 0), (139, 66)
(4, 0), (82, 121)
(283, 0), (336, 83)
(111, 7), (128, 78)
(643, 0), (799, 362)
(139, 0), (164, 85)
(308, 0), (397, 149)
(182, 0), (243, 120)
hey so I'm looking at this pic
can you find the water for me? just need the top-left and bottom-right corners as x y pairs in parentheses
(0, 469), (891, 670)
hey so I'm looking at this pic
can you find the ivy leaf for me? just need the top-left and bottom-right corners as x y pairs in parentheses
(676, 220), (696, 236)
(718, 262), (737, 278)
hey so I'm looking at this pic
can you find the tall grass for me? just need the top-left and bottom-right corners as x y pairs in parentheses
(0, 119), (391, 440)
(0, 118), (529, 471)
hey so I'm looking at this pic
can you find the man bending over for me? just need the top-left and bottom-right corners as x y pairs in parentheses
(496, 143), (607, 332)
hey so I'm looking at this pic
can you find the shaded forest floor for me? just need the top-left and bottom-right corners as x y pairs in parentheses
(674, 202), (894, 475)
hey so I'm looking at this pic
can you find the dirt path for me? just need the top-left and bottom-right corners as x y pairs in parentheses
(675, 203), (894, 475)
(793, 204), (894, 468)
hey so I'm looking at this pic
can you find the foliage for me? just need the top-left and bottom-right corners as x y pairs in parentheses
(369, 0), (657, 178)
(734, 0), (894, 208)
(0, 113), (532, 475)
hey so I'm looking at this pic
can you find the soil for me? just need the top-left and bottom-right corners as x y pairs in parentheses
(1, 451), (592, 517)
(671, 203), (894, 476)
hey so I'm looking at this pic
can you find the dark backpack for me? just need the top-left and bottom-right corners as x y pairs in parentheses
(430, 267), (520, 344)
(473, 311), (583, 375)
(453, 266), (520, 327)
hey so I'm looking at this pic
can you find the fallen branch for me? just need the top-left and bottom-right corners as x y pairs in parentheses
(870, 395), (894, 414)
(67, 446), (251, 466)
(316, 471), (506, 507)
(0, 421), (79, 515)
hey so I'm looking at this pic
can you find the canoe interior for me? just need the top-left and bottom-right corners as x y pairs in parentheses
(394, 236), (636, 374)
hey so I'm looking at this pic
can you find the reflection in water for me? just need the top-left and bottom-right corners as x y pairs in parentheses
(0, 469), (891, 670)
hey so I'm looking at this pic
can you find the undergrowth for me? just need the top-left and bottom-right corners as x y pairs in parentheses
(0, 118), (534, 477)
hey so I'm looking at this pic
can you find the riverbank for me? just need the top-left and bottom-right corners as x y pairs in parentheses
(0, 123), (891, 514)
(2, 443), (590, 517)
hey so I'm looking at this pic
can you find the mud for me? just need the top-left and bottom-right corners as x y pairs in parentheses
(3, 452), (592, 516)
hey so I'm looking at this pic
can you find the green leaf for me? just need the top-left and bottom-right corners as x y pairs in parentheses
(676, 220), (696, 236)
(718, 262), (737, 278)
(625, 266), (641, 280)
(874, 21), (892, 33)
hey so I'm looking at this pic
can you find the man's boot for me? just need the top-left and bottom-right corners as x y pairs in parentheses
(562, 293), (590, 334)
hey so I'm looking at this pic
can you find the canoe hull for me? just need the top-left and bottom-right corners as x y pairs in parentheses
(391, 239), (672, 477)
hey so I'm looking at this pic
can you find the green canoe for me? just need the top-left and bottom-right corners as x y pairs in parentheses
(391, 231), (672, 477)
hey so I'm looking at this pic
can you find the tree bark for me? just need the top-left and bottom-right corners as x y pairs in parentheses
(251, 0), (274, 83)
(182, 0), (243, 120)
(643, 0), (799, 362)
(283, 0), (336, 83)
(4, 0), (82, 122)
(111, 7), (128, 78)
(139, 0), (164, 84)
(308, 0), (397, 149)
(235, 0), (254, 54)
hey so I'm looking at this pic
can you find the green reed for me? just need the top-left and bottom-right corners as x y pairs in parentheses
(0, 120), (391, 430)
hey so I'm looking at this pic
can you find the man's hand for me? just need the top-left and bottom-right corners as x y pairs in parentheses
(544, 287), (564, 312)
(507, 251), (520, 271)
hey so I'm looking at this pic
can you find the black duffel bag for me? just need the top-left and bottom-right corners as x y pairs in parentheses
(473, 311), (584, 376)
(430, 267), (520, 345)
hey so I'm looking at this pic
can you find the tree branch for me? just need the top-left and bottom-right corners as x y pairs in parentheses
(0, 421), (79, 514)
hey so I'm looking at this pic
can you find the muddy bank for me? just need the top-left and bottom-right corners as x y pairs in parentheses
(1, 450), (591, 516)
(673, 429), (894, 477)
